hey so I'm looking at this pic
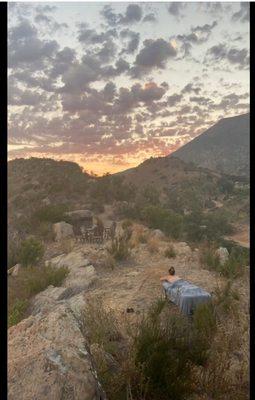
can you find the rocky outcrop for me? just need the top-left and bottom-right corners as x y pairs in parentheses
(8, 292), (106, 400)
(8, 249), (104, 400)
(53, 221), (74, 241)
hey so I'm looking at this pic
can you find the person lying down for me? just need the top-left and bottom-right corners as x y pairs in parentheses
(160, 266), (180, 283)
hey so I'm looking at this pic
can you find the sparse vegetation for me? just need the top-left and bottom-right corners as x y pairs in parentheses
(8, 264), (69, 327)
(19, 237), (44, 268)
(147, 237), (159, 254)
(200, 243), (248, 278)
(83, 298), (222, 400)
(164, 244), (176, 258)
(107, 230), (132, 261)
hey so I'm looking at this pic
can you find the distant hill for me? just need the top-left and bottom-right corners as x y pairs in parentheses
(170, 113), (250, 178)
(8, 158), (93, 241)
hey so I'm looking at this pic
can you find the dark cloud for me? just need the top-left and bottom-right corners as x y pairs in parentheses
(8, 19), (59, 69)
(130, 38), (177, 77)
(101, 4), (142, 26)
(143, 13), (157, 23)
(78, 24), (117, 45)
(206, 43), (249, 68)
(167, 93), (182, 107)
(120, 29), (140, 54)
(181, 83), (201, 95)
(120, 4), (142, 24)
(168, 3), (185, 18)
(232, 3), (249, 23)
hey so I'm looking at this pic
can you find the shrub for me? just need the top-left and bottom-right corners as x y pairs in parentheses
(25, 265), (69, 295)
(218, 247), (249, 279)
(213, 280), (240, 317)
(83, 299), (218, 400)
(199, 244), (220, 271)
(8, 299), (29, 328)
(19, 237), (44, 267)
(164, 245), (176, 258)
(107, 231), (131, 261)
(33, 204), (69, 223)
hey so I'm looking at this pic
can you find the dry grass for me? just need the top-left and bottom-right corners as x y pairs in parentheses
(130, 224), (149, 247)
(147, 237), (160, 254)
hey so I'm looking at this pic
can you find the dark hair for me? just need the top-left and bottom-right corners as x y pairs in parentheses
(168, 267), (175, 276)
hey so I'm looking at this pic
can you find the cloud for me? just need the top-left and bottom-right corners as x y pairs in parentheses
(101, 4), (142, 26)
(232, 3), (249, 22)
(168, 3), (185, 18)
(120, 29), (140, 54)
(120, 4), (142, 24)
(181, 83), (201, 95)
(8, 19), (59, 69)
(143, 13), (157, 22)
(130, 38), (177, 77)
(206, 43), (249, 68)
(167, 93), (182, 107)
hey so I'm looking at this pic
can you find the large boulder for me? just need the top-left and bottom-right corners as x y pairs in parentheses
(8, 296), (105, 400)
(53, 222), (74, 241)
(215, 247), (229, 266)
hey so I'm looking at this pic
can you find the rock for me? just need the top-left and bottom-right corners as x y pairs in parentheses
(215, 247), (229, 266)
(46, 251), (90, 270)
(12, 264), (21, 277)
(151, 229), (165, 240)
(8, 264), (21, 276)
(45, 252), (97, 291)
(42, 197), (51, 206)
(174, 242), (192, 255)
(8, 300), (106, 400)
(53, 222), (74, 241)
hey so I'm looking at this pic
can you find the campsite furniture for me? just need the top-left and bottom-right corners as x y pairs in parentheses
(162, 279), (211, 316)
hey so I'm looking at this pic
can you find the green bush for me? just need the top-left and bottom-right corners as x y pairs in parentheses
(8, 299), (29, 328)
(8, 240), (21, 269)
(19, 238), (44, 267)
(33, 204), (69, 223)
(142, 206), (183, 240)
(164, 245), (176, 258)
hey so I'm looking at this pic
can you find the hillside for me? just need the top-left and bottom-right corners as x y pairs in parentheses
(171, 113), (250, 178)
(8, 158), (93, 242)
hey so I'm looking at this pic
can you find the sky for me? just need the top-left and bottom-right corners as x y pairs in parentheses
(8, 2), (250, 175)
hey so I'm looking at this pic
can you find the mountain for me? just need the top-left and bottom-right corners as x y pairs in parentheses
(171, 113), (250, 178)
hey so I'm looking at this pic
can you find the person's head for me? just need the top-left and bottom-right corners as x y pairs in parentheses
(168, 267), (175, 276)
